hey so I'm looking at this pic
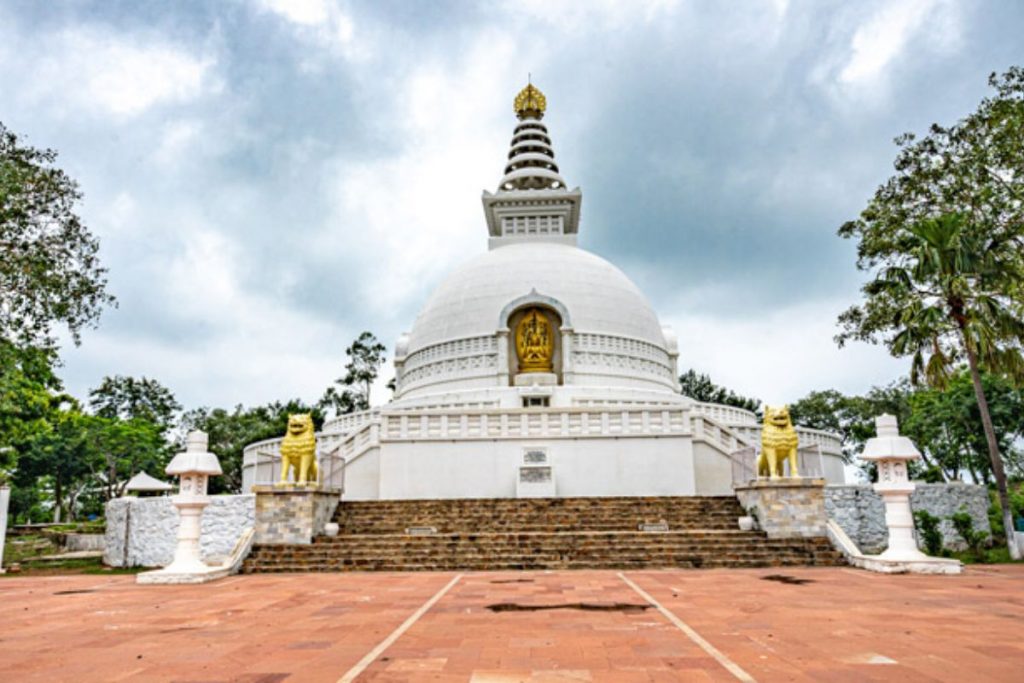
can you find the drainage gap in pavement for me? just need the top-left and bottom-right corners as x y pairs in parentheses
(761, 574), (814, 585)
(487, 602), (652, 613)
(490, 579), (535, 584)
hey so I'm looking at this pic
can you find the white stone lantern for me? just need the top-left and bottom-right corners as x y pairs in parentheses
(842, 414), (959, 574)
(860, 414), (927, 562)
(137, 430), (224, 584)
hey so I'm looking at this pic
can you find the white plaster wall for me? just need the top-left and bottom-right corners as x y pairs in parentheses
(692, 443), (734, 495)
(357, 436), (696, 500)
(342, 448), (381, 500)
(104, 494), (254, 567)
(822, 454), (846, 484)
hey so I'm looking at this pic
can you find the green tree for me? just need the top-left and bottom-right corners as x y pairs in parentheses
(0, 339), (63, 474)
(837, 68), (1024, 557)
(88, 375), (181, 432)
(82, 415), (167, 502)
(13, 407), (94, 522)
(320, 332), (387, 415)
(905, 369), (1023, 483)
(678, 368), (760, 413)
(789, 382), (913, 464)
(0, 122), (115, 349)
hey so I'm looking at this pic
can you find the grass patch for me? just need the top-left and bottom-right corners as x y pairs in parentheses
(949, 546), (1024, 565)
(48, 521), (106, 534)
(4, 534), (61, 563)
(2, 555), (144, 577)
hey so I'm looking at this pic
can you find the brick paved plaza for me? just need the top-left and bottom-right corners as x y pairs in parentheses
(1, 565), (1023, 682)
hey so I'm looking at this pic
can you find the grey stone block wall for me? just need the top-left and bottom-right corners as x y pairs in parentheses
(104, 494), (255, 567)
(253, 486), (340, 545)
(735, 479), (828, 539)
(825, 483), (990, 553)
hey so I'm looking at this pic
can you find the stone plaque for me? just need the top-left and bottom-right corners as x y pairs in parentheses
(519, 466), (552, 483)
(524, 449), (548, 464)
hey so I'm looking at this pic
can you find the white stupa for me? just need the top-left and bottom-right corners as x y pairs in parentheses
(243, 83), (845, 499)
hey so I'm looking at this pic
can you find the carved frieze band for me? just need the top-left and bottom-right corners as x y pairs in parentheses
(571, 333), (674, 382)
(399, 335), (500, 392)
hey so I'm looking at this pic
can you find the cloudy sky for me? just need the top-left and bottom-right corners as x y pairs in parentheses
(2, 0), (1023, 410)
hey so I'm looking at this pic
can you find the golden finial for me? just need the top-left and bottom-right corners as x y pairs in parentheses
(514, 82), (546, 120)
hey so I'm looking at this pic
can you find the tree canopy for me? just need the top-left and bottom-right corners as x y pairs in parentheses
(836, 67), (1024, 557)
(678, 369), (760, 413)
(88, 375), (181, 432)
(789, 382), (912, 463)
(320, 331), (387, 415)
(181, 400), (323, 494)
(0, 121), (115, 349)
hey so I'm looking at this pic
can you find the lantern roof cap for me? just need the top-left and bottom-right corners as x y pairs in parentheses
(861, 414), (921, 462)
(166, 430), (223, 476)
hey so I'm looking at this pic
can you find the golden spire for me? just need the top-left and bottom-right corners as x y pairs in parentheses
(514, 82), (546, 120)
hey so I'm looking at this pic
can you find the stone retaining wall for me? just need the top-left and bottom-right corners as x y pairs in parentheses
(104, 495), (254, 568)
(825, 483), (990, 553)
(735, 478), (827, 539)
(253, 486), (340, 545)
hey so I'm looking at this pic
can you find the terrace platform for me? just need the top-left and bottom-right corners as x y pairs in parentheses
(1, 565), (1022, 681)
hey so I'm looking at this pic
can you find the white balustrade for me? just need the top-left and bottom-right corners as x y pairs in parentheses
(241, 405), (843, 490)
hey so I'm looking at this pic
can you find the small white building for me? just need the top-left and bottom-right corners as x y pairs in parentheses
(242, 84), (844, 499)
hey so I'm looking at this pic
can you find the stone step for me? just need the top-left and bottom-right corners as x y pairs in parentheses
(247, 538), (840, 562)
(320, 528), (765, 537)
(243, 555), (843, 573)
(247, 552), (841, 567)
(244, 495), (841, 573)
(250, 542), (834, 555)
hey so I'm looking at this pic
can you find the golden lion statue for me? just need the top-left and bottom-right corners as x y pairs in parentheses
(758, 405), (799, 479)
(279, 413), (318, 486)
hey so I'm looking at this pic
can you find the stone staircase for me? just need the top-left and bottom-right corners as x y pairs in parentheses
(242, 496), (843, 573)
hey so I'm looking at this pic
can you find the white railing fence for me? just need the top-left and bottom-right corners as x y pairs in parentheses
(241, 406), (840, 492)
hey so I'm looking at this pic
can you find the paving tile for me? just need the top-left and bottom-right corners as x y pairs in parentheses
(1, 566), (1023, 681)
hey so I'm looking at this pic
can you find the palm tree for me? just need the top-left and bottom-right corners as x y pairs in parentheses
(865, 213), (1024, 557)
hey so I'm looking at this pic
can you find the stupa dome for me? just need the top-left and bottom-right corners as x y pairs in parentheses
(406, 242), (667, 352)
(396, 241), (678, 399)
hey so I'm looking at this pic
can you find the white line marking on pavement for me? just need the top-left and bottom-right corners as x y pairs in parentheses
(618, 572), (756, 683)
(337, 574), (463, 683)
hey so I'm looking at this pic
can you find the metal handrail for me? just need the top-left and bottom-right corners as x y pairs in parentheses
(247, 443), (347, 498)
(730, 446), (757, 487)
(730, 442), (824, 488)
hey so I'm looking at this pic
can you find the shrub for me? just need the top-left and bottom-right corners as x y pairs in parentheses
(913, 510), (944, 556)
(913, 510), (945, 556)
(950, 508), (989, 562)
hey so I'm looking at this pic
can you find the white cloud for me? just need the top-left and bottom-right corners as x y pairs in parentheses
(59, 224), (357, 408)
(318, 30), (543, 315)
(254, 0), (359, 60)
(22, 27), (218, 117)
(513, 0), (681, 28)
(840, 0), (937, 86)
(257, 0), (331, 26)
(814, 0), (962, 104)
(155, 119), (205, 166)
(664, 297), (907, 403)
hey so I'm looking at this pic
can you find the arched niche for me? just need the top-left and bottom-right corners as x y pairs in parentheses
(497, 289), (572, 331)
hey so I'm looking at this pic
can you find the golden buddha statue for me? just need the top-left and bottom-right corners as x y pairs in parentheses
(516, 308), (554, 373)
